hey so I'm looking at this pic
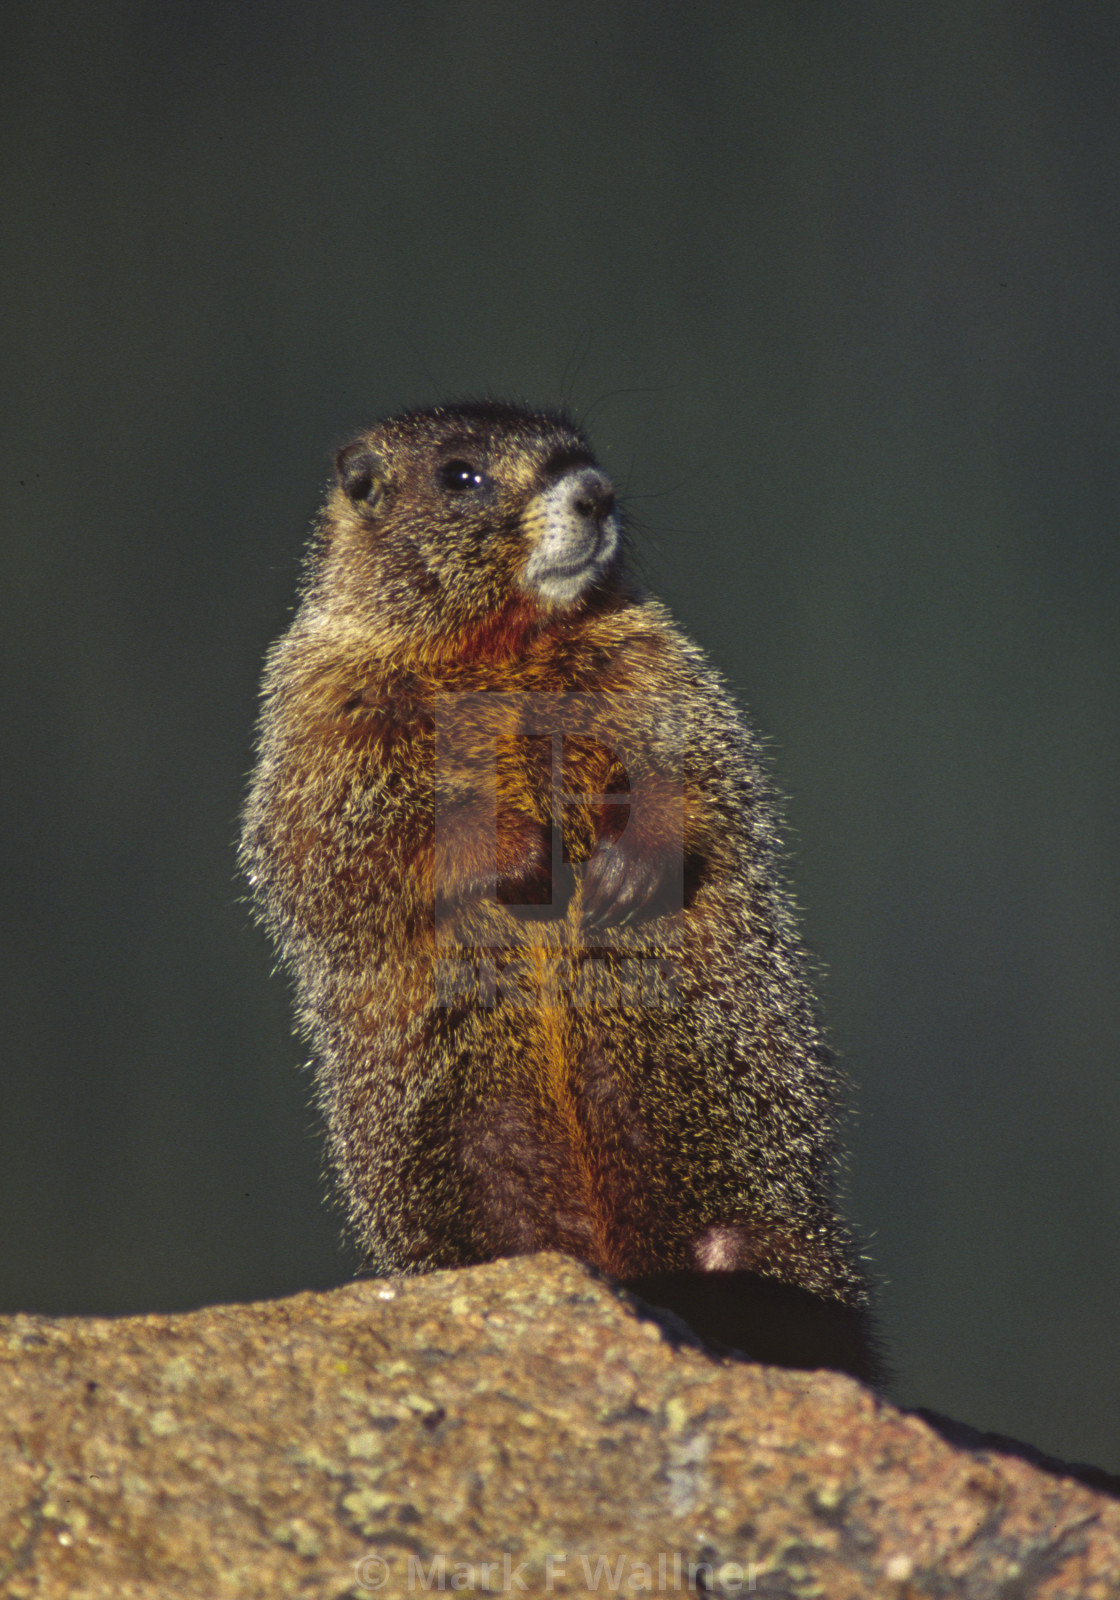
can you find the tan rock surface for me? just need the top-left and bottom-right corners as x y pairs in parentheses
(1, 1254), (1116, 1598)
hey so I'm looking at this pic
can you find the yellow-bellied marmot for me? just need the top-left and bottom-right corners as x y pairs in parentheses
(241, 401), (879, 1379)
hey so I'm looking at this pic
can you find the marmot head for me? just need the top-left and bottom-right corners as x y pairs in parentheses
(304, 401), (624, 657)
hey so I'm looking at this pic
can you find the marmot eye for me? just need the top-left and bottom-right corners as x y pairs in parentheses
(438, 459), (487, 494)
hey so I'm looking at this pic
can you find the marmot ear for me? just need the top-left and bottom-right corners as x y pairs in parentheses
(336, 442), (387, 512)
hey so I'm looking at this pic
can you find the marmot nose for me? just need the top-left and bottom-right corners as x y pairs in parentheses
(566, 468), (615, 524)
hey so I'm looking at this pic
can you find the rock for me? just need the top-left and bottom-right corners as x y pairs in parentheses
(1, 1253), (1116, 1597)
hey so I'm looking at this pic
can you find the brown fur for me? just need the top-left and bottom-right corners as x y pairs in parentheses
(241, 401), (879, 1377)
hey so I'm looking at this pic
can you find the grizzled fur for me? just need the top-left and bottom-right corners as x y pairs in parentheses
(241, 401), (878, 1377)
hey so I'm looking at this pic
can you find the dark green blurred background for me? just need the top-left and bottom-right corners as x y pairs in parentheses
(4, 2), (1118, 1470)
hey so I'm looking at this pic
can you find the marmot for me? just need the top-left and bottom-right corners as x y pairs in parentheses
(241, 401), (879, 1379)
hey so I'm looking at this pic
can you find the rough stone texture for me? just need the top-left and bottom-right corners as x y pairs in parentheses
(1, 1254), (1117, 1598)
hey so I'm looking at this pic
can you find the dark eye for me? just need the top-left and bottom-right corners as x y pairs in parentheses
(438, 458), (487, 494)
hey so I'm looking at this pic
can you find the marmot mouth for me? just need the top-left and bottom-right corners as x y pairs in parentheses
(520, 466), (621, 605)
(533, 527), (606, 581)
(523, 521), (619, 604)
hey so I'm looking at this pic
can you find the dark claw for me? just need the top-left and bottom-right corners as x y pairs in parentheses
(580, 839), (668, 930)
